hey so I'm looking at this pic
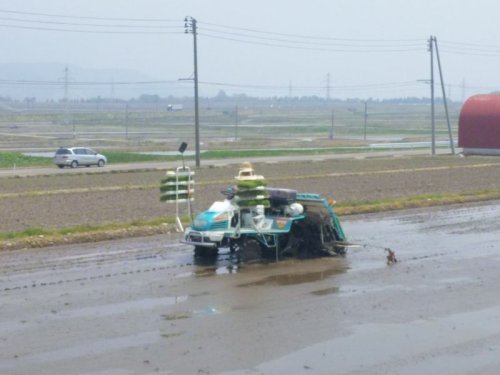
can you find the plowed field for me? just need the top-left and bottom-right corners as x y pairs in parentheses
(1, 155), (499, 233)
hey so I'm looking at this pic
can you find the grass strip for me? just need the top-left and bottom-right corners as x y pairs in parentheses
(0, 217), (178, 250)
(0, 152), (53, 168)
(0, 146), (427, 169)
(334, 189), (500, 215)
(1, 189), (500, 251)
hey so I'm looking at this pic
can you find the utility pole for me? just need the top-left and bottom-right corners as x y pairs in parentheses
(329, 107), (335, 140)
(185, 16), (200, 167)
(125, 103), (129, 139)
(433, 37), (455, 154)
(234, 105), (239, 141)
(429, 36), (435, 155)
(63, 66), (70, 125)
(461, 78), (466, 103)
(63, 66), (69, 103)
(110, 77), (115, 104)
(363, 101), (368, 141)
(326, 73), (331, 101)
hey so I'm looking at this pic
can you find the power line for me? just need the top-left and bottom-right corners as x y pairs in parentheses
(0, 77), (425, 98)
(199, 20), (423, 43)
(0, 16), (182, 29)
(437, 40), (500, 57)
(0, 79), (181, 86)
(0, 23), (182, 34)
(199, 32), (423, 53)
(0, 8), (178, 22)
(440, 39), (500, 49)
(439, 47), (500, 57)
(197, 80), (420, 90)
(200, 26), (423, 49)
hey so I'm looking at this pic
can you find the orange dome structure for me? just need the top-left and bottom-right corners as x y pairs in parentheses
(459, 94), (500, 155)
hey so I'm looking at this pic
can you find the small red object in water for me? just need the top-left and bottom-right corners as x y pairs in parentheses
(385, 248), (397, 264)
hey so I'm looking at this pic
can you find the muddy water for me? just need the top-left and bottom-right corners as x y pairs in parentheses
(1, 201), (500, 374)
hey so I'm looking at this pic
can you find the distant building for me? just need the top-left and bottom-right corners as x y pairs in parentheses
(459, 94), (500, 155)
(167, 104), (183, 112)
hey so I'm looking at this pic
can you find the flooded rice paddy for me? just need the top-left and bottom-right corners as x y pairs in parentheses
(1, 201), (500, 374)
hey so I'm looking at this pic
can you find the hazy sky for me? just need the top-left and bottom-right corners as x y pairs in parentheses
(1, 0), (500, 100)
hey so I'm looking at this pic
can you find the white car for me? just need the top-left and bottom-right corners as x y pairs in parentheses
(53, 147), (107, 169)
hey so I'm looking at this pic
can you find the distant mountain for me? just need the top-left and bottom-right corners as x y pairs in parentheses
(0, 62), (168, 100)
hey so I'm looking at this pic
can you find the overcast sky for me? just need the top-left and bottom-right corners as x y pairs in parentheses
(1, 0), (500, 100)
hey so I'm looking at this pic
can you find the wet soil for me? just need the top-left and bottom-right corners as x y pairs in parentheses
(1, 202), (500, 374)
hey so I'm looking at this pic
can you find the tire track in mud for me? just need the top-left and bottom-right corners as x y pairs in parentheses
(1, 263), (192, 293)
(0, 242), (199, 293)
(1, 246), (455, 293)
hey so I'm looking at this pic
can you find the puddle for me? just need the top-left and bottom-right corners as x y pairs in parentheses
(218, 305), (500, 375)
(191, 249), (243, 277)
(162, 306), (222, 321)
(189, 291), (211, 298)
(190, 247), (349, 285)
(161, 331), (184, 338)
(193, 306), (222, 317)
(162, 312), (191, 321)
(0, 331), (160, 369)
(52, 296), (188, 320)
(194, 264), (240, 277)
(311, 287), (339, 296)
(237, 264), (347, 287)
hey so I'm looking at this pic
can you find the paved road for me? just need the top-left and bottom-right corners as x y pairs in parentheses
(0, 149), (452, 178)
(1, 201), (499, 374)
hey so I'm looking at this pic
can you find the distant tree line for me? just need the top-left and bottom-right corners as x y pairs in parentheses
(0, 90), (457, 110)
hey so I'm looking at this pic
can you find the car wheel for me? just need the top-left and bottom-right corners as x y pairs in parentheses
(57, 165), (65, 169)
(70, 160), (78, 168)
(98, 159), (105, 167)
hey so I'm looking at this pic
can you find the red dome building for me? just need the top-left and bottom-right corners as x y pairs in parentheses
(459, 94), (500, 155)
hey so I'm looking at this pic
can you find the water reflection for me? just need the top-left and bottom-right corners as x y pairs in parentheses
(193, 248), (240, 277)
(237, 264), (347, 287)
(191, 246), (348, 290)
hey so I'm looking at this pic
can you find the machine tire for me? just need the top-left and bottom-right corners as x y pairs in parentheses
(333, 245), (346, 256)
(194, 246), (218, 258)
(229, 238), (242, 253)
(239, 238), (262, 262)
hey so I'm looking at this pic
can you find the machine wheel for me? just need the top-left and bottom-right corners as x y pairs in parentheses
(229, 238), (242, 253)
(239, 238), (262, 262)
(334, 246), (347, 256)
(194, 246), (218, 258)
